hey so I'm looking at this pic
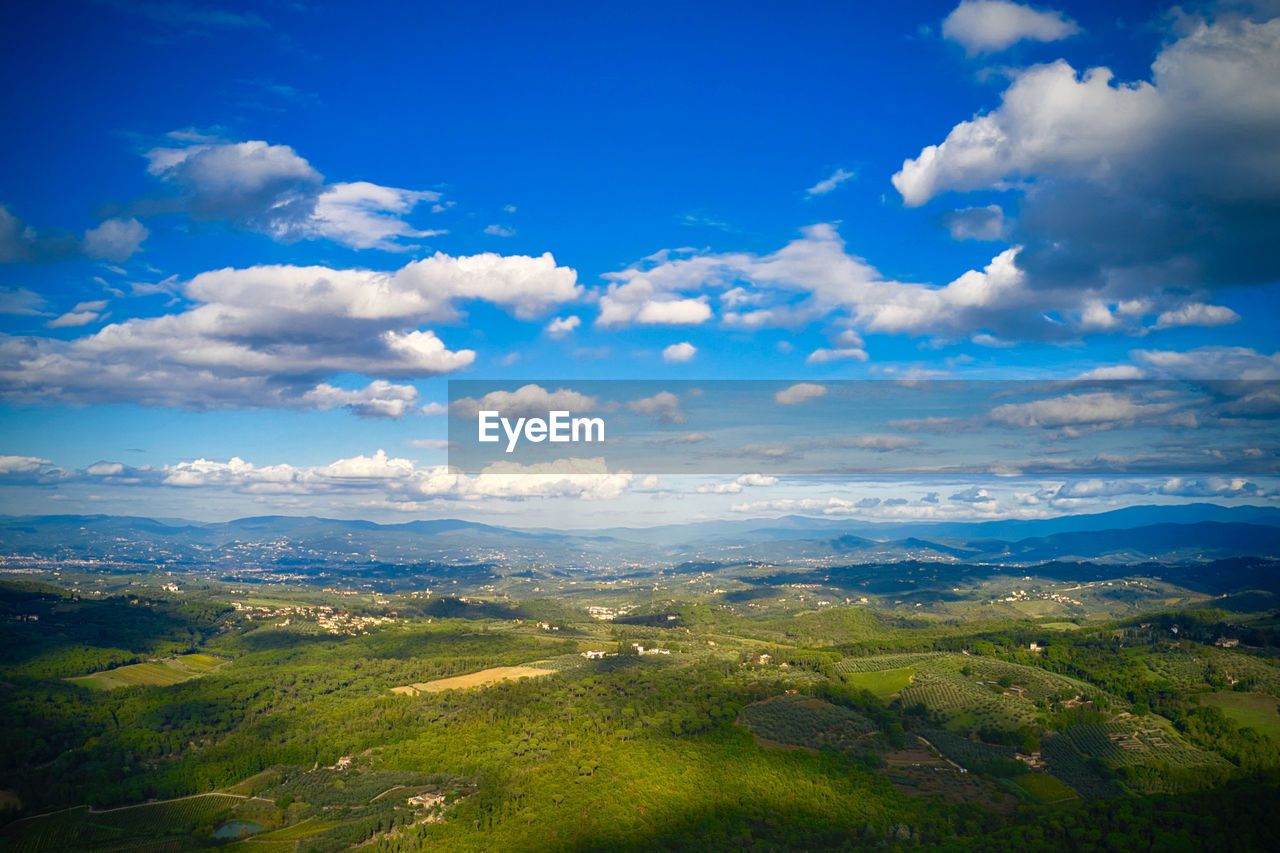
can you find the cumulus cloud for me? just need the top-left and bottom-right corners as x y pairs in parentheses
(1, 252), (579, 411)
(1154, 303), (1241, 329)
(696, 474), (778, 494)
(0, 454), (66, 485)
(949, 486), (996, 503)
(805, 168), (855, 197)
(774, 382), (827, 405)
(152, 449), (633, 501)
(1074, 347), (1280, 381)
(143, 138), (442, 250)
(1159, 476), (1269, 498)
(627, 391), (687, 423)
(451, 384), (598, 419)
(1, 205), (148, 263)
(989, 391), (1193, 434)
(545, 315), (581, 338)
(82, 218), (149, 262)
(662, 341), (697, 362)
(896, 14), (1280, 301)
(0, 455), (51, 474)
(595, 261), (713, 327)
(310, 182), (444, 250)
(1026, 479), (1155, 507)
(299, 380), (421, 418)
(604, 223), (1150, 342)
(942, 1), (1080, 55)
(1134, 347), (1280, 380)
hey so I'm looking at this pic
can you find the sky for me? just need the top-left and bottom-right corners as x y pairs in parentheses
(0, 0), (1277, 527)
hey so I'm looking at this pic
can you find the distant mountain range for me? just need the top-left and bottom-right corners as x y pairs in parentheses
(1, 504), (1278, 571)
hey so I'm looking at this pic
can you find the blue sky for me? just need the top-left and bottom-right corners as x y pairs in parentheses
(1, 0), (1277, 526)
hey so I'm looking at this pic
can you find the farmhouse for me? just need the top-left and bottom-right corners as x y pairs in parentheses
(408, 792), (445, 808)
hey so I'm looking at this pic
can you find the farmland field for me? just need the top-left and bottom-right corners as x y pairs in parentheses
(1201, 692), (1280, 738)
(1010, 773), (1079, 804)
(840, 666), (914, 699)
(65, 653), (228, 690)
(0, 794), (246, 852)
(392, 665), (555, 694)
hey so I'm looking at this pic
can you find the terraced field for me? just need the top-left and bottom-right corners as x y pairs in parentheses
(0, 794), (248, 852)
(738, 693), (878, 753)
(836, 652), (1107, 730)
(66, 653), (228, 690)
(833, 652), (946, 673)
(1139, 646), (1280, 694)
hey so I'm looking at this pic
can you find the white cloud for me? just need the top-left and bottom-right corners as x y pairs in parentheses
(1, 251), (578, 411)
(1159, 476), (1268, 498)
(310, 182), (443, 250)
(949, 486), (996, 503)
(989, 391), (1192, 433)
(546, 315), (581, 338)
(896, 15), (1280, 299)
(1052, 479), (1152, 499)
(595, 283), (712, 327)
(696, 473), (778, 493)
(806, 346), (868, 364)
(603, 223), (1119, 342)
(145, 139), (321, 234)
(1154, 303), (1241, 329)
(942, 1), (1080, 55)
(2, 205), (147, 264)
(46, 311), (101, 328)
(1134, 347), (1280, 380)
(451, 384), (598, 419)
(0, 455), (50, 474)
(805, 168), (855, 197)
(1075, 365), (1145, 380)
(299, 380), (421, 418)
(86, 462), (125, 476)
(82, 217), (149, 262)
(144, 138), (442, 251)
(662, 341), (697, 363)
(626, 391), (686, 423)
(484, 224), (516, 237)
(697, 481), (742, 494)
(774, 382), (827, 405)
